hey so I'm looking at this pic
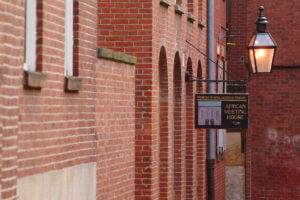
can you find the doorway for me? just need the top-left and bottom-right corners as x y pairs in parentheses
(225, 131), (245, 200)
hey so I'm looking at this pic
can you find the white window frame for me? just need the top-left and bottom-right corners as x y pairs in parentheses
(24, 0), (37, 72)
(65, 0), (74, 76)
(217, 129), (226, 154)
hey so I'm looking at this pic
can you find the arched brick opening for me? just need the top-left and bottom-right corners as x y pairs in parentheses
(197, 60), (203, 93)
(196, 60), (207, 199)
(185, 57), (195, 199)
(173, 52), (183, 200)
(158, 46), (169, 199)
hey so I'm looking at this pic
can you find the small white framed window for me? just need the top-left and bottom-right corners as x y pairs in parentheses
(217, 129), (226, 154)
(65, 0), (74, 76)
(24, 0), (37, 72)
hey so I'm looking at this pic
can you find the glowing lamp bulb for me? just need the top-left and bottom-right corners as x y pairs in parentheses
(256, 49), (265, 58)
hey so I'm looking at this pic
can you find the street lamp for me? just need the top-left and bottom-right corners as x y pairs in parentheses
(248, 6), (277, 73)
(186, 6), (278, 82)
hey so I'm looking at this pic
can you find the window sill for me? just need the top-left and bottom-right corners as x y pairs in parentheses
(23, 70), (47, 90)
(198, 19), (206, 29)
(65, 76), (82, 92)
(160, 0), (171, 8)
(175, 4), (185, 16)
(187, 13), (196, 23)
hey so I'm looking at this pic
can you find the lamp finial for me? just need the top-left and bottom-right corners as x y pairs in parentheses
(256, 6), (268, 33)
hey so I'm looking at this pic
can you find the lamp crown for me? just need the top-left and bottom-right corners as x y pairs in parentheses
(256, 6), (268, 33)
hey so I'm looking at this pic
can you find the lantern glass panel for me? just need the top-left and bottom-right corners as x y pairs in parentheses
(254, 48), (275, 72)
(249, 49), (256, 73)
(254, 33), (276, 46)
(248, 35), (256, 46)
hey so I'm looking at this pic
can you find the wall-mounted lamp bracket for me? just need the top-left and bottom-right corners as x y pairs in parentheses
(186, 40), (251, 85)
(185, 70), (251, 85)
(219, 24), (235, 45)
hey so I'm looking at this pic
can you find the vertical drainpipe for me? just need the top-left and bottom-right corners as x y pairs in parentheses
(207, 0), (215, 199)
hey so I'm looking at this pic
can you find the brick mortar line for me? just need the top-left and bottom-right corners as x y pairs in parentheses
(1, 74), (23, 79)
(19, 111), (95, 115)
(2, 156), (18, 161)
(2, 136), (18, 140)
(18, 133), (97, 141)
(0, 95), (20, 100)
(19, 96), (95, 100)
(1, 184), (17, 190)
(0, 106), (19, 110)
(18, 155), (96, 171)
(18, 140), (97, 152)
(42, 1), (65, 12)
(2, 127), (19, 131)
(19, 127), (97, 134)
(1, 12), (23, 21)
(1, 53), (24, 59)
(42, 11), (65, 21)
(18, 147), (96, 162)
(2, 146), (18, 151)
(1, 165), (18, 171)
(0, 116), (18, 120)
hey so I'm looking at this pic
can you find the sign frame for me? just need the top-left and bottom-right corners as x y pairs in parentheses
(195, 93), (248, 129)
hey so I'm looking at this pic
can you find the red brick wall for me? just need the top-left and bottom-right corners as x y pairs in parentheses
(97, 1), (154, 198)
(98, 0), (215, 198)
(95, 59), (135, 200)
(247, 68), (300, 199)
(0, 0), (232, 199)
(0, 1), (24, 199)
(18, 0), (97, 178)
(229, 0), (300, 199)
(0, 1), (136, 200)
(215, 160), (226, 200)
(153, 1), (207, 199)
(227, 0), (249, 80)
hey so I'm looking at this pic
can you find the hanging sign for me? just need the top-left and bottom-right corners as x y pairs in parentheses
(195, 94), (248, 129)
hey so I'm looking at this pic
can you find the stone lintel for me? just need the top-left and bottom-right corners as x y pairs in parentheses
(97, 48), (137, 65)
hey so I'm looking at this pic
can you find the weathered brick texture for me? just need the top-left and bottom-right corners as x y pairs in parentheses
(0, 1), (24, 199)
(95, 59), (135, 200)
(97, 0), (228, 199)
(0, 0), (232, 199)
(18, 0), (97, 178)
(229, 0), (300, 199)
(247, 68), (300, 200)
(1, 1), (136, 200)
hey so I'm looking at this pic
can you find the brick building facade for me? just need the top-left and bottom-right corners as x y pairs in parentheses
(0, 0), (298, 200)
(0, 0), (227, 199)
(1, 0), (136, 199)
(229, 0), (300, 199)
